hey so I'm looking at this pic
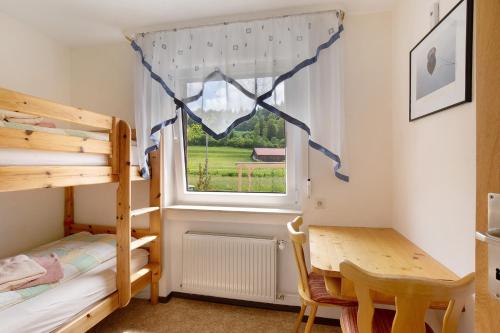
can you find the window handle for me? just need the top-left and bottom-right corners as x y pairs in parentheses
(476, 230), (500, 246)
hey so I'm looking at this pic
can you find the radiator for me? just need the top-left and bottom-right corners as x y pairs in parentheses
(182, 231), (277, 303)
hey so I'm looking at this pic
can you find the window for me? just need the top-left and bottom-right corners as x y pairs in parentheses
(173, 76), (303, 208)
(183, 108), (286, 193)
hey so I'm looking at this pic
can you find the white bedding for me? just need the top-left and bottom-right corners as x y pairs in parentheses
(0, 147), (140, 166)
(0, 120), (140, 166)
(0, 249), (149, 333)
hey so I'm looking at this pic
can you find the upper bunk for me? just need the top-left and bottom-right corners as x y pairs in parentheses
(0, 87), (146, 192)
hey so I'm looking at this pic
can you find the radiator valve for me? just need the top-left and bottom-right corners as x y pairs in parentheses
(277, 240), (287, 251)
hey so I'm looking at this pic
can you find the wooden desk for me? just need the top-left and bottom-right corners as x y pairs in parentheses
(309, 226), (458, 307)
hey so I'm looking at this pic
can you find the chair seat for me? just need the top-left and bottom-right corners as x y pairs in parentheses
(340, 306), (434, 333)
(308, 272), (356, 306)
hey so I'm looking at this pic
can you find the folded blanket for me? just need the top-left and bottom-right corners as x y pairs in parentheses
(0, 232), (118, 311)
(12, 254), (63, 290)
(0, 255), (46, 292)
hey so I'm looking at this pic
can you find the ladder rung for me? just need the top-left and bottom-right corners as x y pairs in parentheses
(131, 263), (159, 283)
(131, 235), (158, 250)
(130, 206), (160, 217)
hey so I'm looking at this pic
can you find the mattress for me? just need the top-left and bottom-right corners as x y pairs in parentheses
(0, 120), (140, 166)
(0, 147), (140, 166)
(0, 249), (149, 333)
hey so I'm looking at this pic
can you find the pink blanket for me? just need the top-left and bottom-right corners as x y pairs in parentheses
(0, 255), (46, 291)
(13, 254), (63, 290)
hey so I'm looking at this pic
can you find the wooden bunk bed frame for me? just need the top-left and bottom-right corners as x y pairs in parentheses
(0, 87), (163, 332)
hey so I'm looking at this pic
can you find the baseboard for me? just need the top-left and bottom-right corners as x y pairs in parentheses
(159, 292), (341, 327)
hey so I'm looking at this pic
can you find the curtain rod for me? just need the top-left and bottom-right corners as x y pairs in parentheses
(124, 9), (344, 42)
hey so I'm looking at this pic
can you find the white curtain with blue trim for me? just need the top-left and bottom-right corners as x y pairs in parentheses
(132, 10), (348, 181)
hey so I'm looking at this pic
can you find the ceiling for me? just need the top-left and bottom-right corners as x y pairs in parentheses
(0, 0), (394, 46)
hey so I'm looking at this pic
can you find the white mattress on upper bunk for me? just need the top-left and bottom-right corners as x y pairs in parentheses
(0, 249), (149, 333)
(0, 120), (140, 166)
(0, 147), (140, 166)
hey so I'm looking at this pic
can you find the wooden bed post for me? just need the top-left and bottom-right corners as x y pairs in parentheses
(116, 120), (132, 308)
(149, 147), (162, 305)
(64, 187), (74, 236)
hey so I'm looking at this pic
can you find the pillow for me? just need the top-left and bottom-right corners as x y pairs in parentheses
(0, 109), (44, 125)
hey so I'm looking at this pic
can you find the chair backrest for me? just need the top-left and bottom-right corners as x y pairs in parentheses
(287, 216), (311, 298)
(339, 261), (475, 333)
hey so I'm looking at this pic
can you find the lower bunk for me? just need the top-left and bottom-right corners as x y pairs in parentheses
(0, 232), (153, 333)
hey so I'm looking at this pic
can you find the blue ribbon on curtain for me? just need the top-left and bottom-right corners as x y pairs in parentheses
(131, 24), (348, 182)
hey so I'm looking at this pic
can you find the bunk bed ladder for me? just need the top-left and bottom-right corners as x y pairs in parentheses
(116, 120), (162, 308)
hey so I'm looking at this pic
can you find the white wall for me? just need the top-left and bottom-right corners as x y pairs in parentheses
(0, 12), (71, 257)
(305, 11), (393, 227)
(69, 43), (135, 125)
(391, 0), (475, 281)
(69, 43), (151, 229)
(391, 0), (475, 330)
(69, 11), (394, 316)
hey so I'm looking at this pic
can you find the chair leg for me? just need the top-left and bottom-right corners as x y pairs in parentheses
(304, 304), (318, 333)
(293, 302), (307, 332)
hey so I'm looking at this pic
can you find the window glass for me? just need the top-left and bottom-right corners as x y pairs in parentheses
(183, 78), (286, 193)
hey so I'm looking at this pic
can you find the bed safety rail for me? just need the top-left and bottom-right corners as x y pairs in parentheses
(0, 87), (146, 192)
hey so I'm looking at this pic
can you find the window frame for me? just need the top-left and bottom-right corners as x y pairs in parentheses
(171, 76), (303, 209)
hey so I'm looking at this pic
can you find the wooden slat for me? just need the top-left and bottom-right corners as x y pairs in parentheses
(131, 268), (152, 295)
(0, 87), (112, 129)
(131, 235), (158, 250)
(54, 268), (151, 333)
(131, 263), (157, 283)
(67, 223), (154, 239)
(64, 187), (74, 236)
(116, 120), (132, 308)
(0, 126), (111, 154)
(0, 166), (116, 192)
(131, 166), (145, 181)
(111, 117), (120, 174)
(54, 290), (119, 333)
(131, 206), (160, 217)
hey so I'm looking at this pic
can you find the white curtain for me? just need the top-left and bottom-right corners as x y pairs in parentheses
(132, 10), (348, 181)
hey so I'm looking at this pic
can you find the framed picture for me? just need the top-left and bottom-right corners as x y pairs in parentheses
(409, 0), (473, 121)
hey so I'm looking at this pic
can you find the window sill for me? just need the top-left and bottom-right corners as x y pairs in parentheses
(164, 205), (302, 225)
(165, 204), (302, 215)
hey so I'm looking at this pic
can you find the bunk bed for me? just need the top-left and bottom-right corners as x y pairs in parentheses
(0, 87), (163, 332)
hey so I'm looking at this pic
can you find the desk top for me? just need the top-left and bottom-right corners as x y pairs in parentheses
(309, 226), (458, 281)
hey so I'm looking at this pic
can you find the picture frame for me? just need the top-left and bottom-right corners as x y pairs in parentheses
(409, 0), (473, 121)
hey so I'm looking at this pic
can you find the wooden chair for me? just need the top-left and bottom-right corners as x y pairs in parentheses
(339, 260), (475, 333)
(287, 217), (356, 333)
